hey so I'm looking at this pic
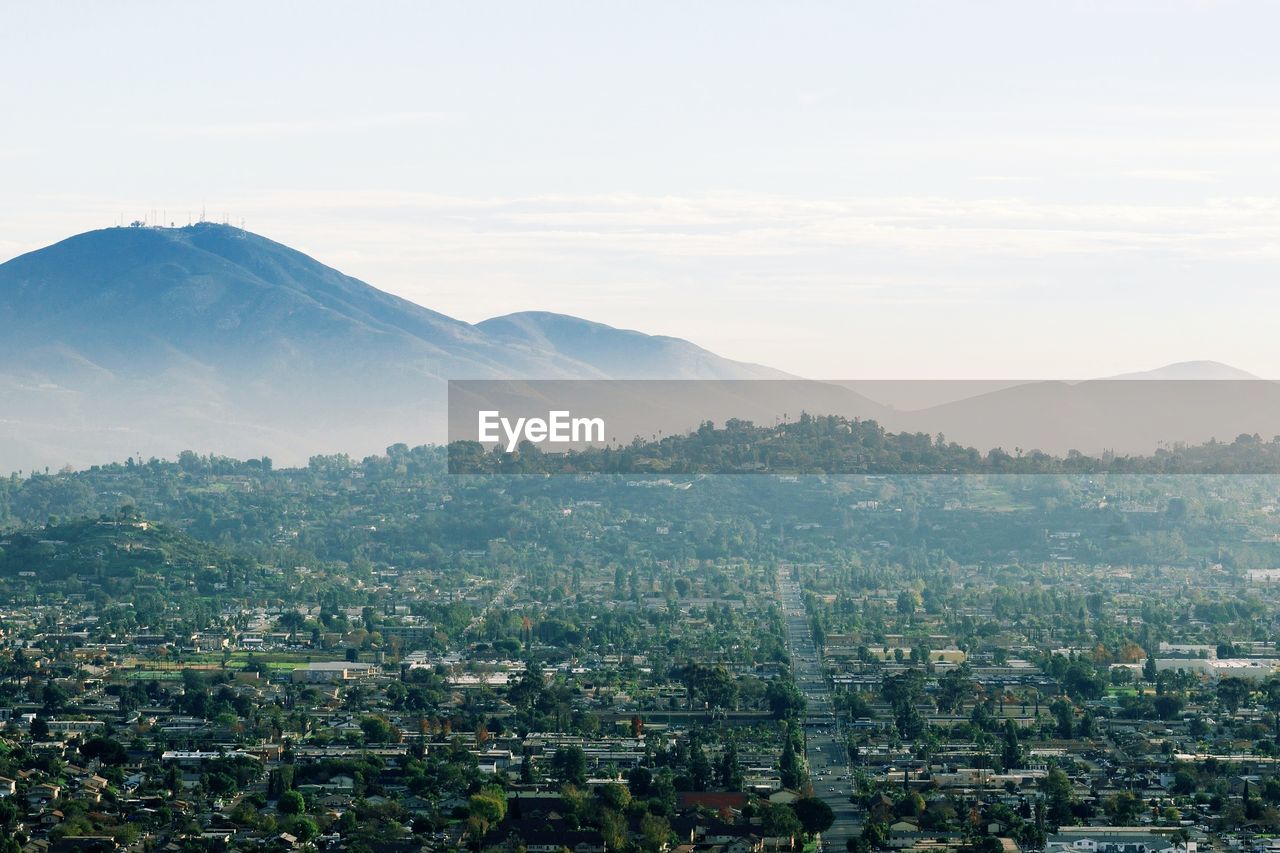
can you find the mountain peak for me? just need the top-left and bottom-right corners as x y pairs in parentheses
(1105, 360), (1262, 380)
(0, 226), (787, 472)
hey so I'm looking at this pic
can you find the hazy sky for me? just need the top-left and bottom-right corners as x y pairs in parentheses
(3, 1), (1278, 378)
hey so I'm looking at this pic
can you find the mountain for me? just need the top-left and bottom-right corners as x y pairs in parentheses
(1, 223), (612, 380)
(4, 224), (1274, 471)
(1105, 360), (1261, 381)
(887, 375), (1280, 456)
(0, 224), (783, 472)
(477, 312), (786, 379)
(831, 364), (1280, 455)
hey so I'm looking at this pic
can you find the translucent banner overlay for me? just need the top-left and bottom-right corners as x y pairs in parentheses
(447, 379), (1280, 474)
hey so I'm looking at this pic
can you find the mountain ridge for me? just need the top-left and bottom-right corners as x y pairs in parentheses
(0, 224), (790, 471)
(1, 223), (1273, 472)
(477, 311), (788, 380)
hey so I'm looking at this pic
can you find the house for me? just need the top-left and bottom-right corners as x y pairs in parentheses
(28, 782), (61, 807)
(49, 838), (118, 853)
(491, 828), (607, 853)
(1046, 831), (1183, 853)
(290, 661), (377, 683)
(702, 824), (764, 850)
(676, 791), (749, 817)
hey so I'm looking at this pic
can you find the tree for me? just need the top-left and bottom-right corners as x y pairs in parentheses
(1042, 767), (1075, 826)
(719, 740), (744, 790)
(40, 681), (70, 714)
(761, 802), (803, 846)
(861, 820), (888, 850)
(468, 784), (508, 828)
(1002, 719), (1021, 770)
(598, 783), (631, 811)
(1105, 791), (1141, 824)
(640, 814), (673, 851)
(794, 797), (836, 837)
(1063, 660), (1105, 701)
(1218, 677), (1252, 714)
(601, 808), (628, 851)
(678, 662), (739, 710)
(268, 765), (294, 799)
(278, 790), (305, 815)
(1153, 693), (1185, 721)
(894, 698), (926, 740)
(882, 669), (926, 708)
(551, 745), (588, 786)
(1172, 770), (1197, 796)
(780, 731), (805, 790)
(81, 736), (128, 765)
(360, 715), (398, 743)
(289, 816), (319, 842)
(629, 766), (653, 797)
(509, 661), (546, 711)
(1051, 700), (1073, 739)
(937, 665), (973, 713)
(0, 799), (19, 834)
(689, 737), (712, 791)
(766, 681), (807, 720)
(278, 610), (306, 641)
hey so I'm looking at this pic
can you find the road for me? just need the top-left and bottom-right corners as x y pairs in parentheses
(465, 577), (519, 636)
(777, 573), (863, 852)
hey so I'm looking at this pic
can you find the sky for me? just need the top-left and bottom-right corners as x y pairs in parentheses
(2, 1), (1278, 379)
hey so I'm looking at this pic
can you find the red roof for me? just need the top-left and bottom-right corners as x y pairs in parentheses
(676, 791), (750, 811)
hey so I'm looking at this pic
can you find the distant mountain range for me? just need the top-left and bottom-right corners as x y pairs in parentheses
(0, 224), (780, 471)
(1105, 361), (1261, 381)
(0, 223), (1274, 472)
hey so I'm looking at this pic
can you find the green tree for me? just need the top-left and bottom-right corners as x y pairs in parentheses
(766, 681), (807, 720)
(761, 802), (804, 845)
(780, 731), (805, 790)
(719, 740), (744, 790)
(1042, 767), (1076, 826)
(936, 665), (973, 713)
(469, 784), (508, 826)
(640, 814), (673, 851)
(278, 790), (305, 815)
(360, 715), (398, 743)
(1050, 699), (1074, 739)
(1002, 720), (1021, 770)
(794, 797), (836, 837)
(551, 745), (588, 786)
(1218, 677), (1251, 713)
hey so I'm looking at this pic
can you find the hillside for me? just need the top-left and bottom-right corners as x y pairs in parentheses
(0, 224), (784, 472)
(477, 311), (787, 379)
(0, 514), (250, 588)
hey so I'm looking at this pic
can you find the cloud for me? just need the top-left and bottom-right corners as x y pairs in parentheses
(137, 111), (463, 139)
(8, 189), (1280, 274)
(226, 189), (1280, 264)
(2, 187), (1277, 378)
(1123, 169), (1218, 183)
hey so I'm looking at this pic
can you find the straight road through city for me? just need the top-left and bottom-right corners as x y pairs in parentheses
(777, 571), (862, 852)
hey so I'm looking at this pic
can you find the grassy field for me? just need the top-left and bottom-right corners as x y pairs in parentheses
(1107, 686), (1142, 698)
(115, 650), (360, 680)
